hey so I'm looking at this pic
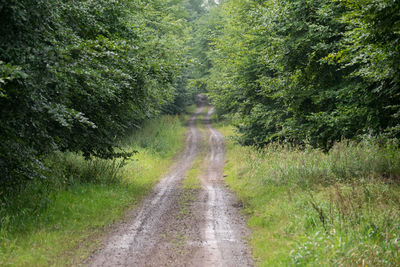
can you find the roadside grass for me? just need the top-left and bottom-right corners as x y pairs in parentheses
(185, 104), (197, 116)
(217, 125), (400, 266)
(0, 115), (186, 266)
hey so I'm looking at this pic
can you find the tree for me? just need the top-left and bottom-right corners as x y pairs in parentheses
(0, 0), (192, 188)
(206, 0), (400, 148)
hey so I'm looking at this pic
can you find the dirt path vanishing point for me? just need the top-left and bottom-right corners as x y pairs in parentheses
(88, 103), (253, 267)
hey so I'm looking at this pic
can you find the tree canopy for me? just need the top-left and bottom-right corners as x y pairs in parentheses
(204, 0), (400, 148)
(0, 0), (198, 188)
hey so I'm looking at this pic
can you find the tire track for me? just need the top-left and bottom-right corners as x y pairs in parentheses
(197, 107), (253, 267)
(88, 105), (204, 266)
(87, 103), (253, 266)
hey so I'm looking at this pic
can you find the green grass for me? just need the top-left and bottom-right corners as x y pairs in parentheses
(185, 104), (197, 115)
(183, 167), (202, 192)
(218, 125), (400, 266)
(179, 164), (202, 218)
(120, 115), (185, 159)
(0, 115), (186, 266)
(179, 106), (208, 217)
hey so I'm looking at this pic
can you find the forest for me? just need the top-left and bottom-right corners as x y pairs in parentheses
(1, 0), (399, 266)
(0, 0), (198, 189)
(204, 0), (400, 148)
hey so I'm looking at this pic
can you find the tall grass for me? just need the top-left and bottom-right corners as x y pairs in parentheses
(121, 115), (184, 158)
(0, 115), (186, 266)
(247, 140), (400, 188)
(219, 125), (400, 266)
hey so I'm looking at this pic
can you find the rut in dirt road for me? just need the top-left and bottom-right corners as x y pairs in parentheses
(88, 106), (204, 266)
(88, 104), (253, 267)
(190, 107), (253, 267)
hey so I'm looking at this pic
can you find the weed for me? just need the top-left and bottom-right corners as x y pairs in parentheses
(218, 125), (400, 266)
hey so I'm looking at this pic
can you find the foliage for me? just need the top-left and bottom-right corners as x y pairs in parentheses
(205, 0), (400, 148)
(219, 125), (400, 266)
(0, 0), (194, 188)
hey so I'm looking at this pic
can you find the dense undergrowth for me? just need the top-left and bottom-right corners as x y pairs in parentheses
(218, 124), (400, 266)
(0, 115), (186, 266)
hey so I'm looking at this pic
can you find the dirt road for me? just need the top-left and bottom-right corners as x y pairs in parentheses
(88, 104), (253, 266)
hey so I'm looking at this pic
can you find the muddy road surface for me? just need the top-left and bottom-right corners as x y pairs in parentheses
(88, 104), (253, 267)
